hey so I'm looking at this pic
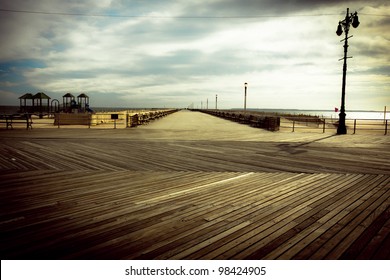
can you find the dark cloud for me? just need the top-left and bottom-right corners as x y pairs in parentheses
(356, 65), (390, 76)
(180, 0), (369, 17)
(356, 42), (390, 58)
(364, 16), (390, 31)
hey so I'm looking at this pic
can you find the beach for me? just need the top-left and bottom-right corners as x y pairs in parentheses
(0, 110), (389, 259)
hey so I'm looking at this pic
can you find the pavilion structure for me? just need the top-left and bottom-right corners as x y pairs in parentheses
(18, 92), (91, 116)
(33, 92), (51, 117)
(19, 92), (51, 116)
(62, 93), (75, 113)
(18, 93), (34, 113)
(77, 93), (89, 113)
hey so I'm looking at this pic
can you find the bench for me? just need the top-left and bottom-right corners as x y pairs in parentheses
(0, 114), (33, 130)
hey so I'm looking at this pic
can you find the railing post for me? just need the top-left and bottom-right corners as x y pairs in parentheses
(323, 119), (326, 133)
(292, 120), (295, 132)
(353, 119), (357, 134)
(385, 120), (388, 135)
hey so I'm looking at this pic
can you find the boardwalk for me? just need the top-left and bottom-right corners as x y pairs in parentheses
(1, 110), (389, 259)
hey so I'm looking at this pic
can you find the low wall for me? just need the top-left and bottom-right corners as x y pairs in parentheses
(54, 113), (91, 126)
(196, 109), (280, 131)
(54, 109), (179, 127)
(91, 111), (126, 126)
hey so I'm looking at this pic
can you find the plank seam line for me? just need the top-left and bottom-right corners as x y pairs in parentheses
(135, 172), (255, 205)
(168, 143), (224, 153)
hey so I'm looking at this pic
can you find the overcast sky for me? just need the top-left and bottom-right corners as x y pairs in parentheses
(0, 0), (389, 110)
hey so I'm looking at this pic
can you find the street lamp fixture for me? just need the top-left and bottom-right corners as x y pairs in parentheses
(244, 82), (248, 111)
(336, 8), (360, 135)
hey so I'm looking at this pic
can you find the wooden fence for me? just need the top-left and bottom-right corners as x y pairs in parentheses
(195, 110), (388, 135)
(283, 117), (388, 135)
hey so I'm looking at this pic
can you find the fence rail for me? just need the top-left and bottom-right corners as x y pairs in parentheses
(195, 109), (388, 135)
(282, 117), (388, 135)
(1, 110), (388, 135)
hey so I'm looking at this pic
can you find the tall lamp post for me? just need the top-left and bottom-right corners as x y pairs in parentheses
(244, 82), (248, 111)
(336, 8), (360, 134)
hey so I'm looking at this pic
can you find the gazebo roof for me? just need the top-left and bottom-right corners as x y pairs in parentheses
(63, 93), (75, 98)
(33, 92), (51, 99)
(77, 93), (89, 98)
(19, 93), (34, 99)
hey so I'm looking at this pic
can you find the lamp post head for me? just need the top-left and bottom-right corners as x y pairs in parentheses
(352, 13), (360, 28)
(336, 23), (343, 36)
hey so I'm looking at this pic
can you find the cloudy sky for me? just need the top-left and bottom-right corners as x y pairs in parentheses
(0, 0), (389, 110)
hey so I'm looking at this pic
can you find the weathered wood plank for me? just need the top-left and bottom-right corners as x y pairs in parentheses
(265, 175), (389, 259)
(341, 205), (390, 259)
(1, 111), (389, 259)
(303, 181), (390, 259)
(202, 174), (362, 259)
(1, 172), (389, 259)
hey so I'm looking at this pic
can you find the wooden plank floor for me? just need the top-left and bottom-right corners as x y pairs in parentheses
(1, 110), (389, 259)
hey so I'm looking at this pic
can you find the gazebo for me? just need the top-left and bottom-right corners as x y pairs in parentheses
(19, 93), (34, 113)
(33, 92), (51, 117)
(77, 93), (89, 112)
(62, 93), (75, 112)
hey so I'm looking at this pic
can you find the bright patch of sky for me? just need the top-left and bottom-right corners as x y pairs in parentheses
(0, 0), (389, 110)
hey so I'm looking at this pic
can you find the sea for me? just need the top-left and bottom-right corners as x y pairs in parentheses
(0, 105), (388, 120)
(243, 108), (389, 120)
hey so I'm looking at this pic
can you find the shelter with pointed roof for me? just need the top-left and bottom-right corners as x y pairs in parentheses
(62, 93), (76, 112)
(77, 93), (89, 112)
(19, 93), (34, 113)
(33, 92), (51, 117)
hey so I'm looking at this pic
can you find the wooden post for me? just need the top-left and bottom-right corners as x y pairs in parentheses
(353, 119), (357, 134)
(292, 120), (295, 132)
(384, 106), (387, 124)
(385, 120), (388, 135)
(322, 119), (326, 133)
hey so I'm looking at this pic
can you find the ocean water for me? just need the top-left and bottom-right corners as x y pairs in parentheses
(0, 106), (20, 114)
(244, 109), (389, 120)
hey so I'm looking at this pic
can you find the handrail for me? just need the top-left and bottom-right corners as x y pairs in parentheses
(195, 109), (388, 135)
(280, 116), (388, 135)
